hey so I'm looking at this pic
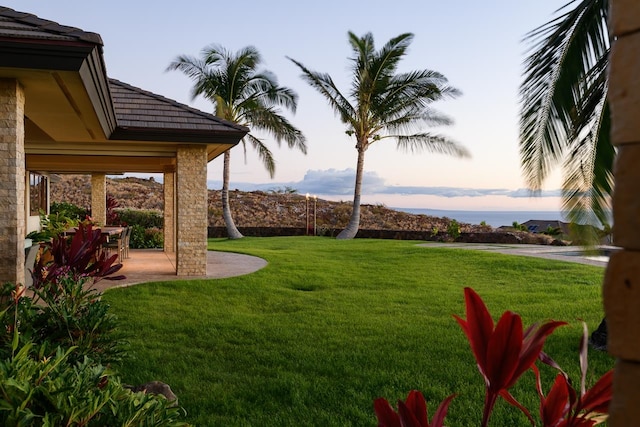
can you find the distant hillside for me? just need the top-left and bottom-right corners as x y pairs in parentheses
(51, 175), (492, 232)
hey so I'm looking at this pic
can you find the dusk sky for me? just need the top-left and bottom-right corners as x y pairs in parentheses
(7, 0), (569, 211)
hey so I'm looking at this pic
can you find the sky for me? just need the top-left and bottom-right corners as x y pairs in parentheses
(6, 0), (570, 211)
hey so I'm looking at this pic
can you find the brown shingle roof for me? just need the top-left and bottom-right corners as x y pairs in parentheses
(109, 79), (248, 142)
(0, 7), (102, 45)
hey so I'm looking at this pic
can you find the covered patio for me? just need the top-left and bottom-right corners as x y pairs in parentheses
(0, 7), (248, 285)
(90, 249), (268, 293)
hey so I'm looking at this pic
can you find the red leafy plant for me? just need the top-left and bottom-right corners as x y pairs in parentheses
(374, 390), (455, 427)
(375, 287), (613, 427)
(31, 221), (125, 295)
(536, 324), (613, 427)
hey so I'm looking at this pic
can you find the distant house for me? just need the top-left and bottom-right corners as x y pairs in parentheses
(522, 220), (570, 236)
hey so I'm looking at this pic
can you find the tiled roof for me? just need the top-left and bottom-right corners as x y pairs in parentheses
(0, 7), (102, 45)
(109, 79), (248, 136)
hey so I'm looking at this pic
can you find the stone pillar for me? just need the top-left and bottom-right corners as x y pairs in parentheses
(91, 173), (107, 225)
(604, 1), (640, 424)
(176, 146), (208, 276)
(0, 79), (25, 285)
(163, 166), (176, 253)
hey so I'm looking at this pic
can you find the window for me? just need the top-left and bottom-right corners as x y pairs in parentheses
(29, 172), (48, 216)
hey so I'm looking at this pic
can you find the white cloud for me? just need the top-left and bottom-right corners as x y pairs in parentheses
(207, 169), (562, 199)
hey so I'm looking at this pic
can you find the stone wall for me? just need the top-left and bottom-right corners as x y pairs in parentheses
(0, 79), (25, 284)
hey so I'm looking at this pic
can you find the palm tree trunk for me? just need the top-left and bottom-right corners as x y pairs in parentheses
(337, 146), (366, 240)
(221, 150), (243, 239)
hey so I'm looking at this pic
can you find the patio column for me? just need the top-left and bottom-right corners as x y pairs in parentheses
(163, 166), (176, 253)
(604, 1), (640, 424)
(91, 173), (107, 225)
(0, 79), (25, 285)
(175, 145), (208, 276)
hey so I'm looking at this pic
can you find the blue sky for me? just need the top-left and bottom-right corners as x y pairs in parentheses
(7, 0), (568, 211)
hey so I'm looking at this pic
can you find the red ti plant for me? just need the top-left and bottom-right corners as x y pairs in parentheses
(536, 324), (613, 427)
(453, 287), (567, 426)
(31, 222), (124, 294)
(374, 390), (456, 427)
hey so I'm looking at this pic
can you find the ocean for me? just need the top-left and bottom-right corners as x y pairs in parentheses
(393, 208), (564, 228)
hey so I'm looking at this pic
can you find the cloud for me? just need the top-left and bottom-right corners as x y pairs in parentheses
(207, 169), (561, 199)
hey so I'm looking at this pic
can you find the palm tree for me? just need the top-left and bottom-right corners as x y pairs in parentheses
(520, 0), (610, 350)
(519, 0), (613, 233)
(289, 32), (469, 239)
(168, 45), (307, 239)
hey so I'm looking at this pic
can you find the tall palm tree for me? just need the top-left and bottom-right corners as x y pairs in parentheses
(168, 46), (307, 239)
(289, 32), (469, 239)
(519, 0), (613, 234)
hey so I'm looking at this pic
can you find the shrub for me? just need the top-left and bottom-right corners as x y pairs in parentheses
(116, 210), (164, 249)
(130, 225), (164, 249)
(116, 209), (163, 229)
(30, 222), (125, 290)
(446, 219), (460, 240)
(26, 209), (80, 243)
(0, 278), (189, 426)
(106, 195), (121, 226)
(50, 202), (88, 221)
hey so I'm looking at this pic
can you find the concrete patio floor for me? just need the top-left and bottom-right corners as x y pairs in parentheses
(91, 249), (268, 293)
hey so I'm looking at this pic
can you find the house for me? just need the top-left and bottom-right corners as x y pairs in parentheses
(521, 219), (570, 236)
(0, 7), (248, 285)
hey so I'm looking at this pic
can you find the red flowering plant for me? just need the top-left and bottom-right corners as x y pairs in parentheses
(375, 287), (613, 427)
(374, 390), (455, 427)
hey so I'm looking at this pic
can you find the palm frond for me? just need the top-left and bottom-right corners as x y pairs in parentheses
(244, 105), (307, 154)
(245, 134), (276, 178)
(288, 56), (355, 125)
(394, 134), (470, 158)
(519, 0), (609, 189)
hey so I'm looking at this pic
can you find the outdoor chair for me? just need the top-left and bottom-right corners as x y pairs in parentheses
(103, 228), (125, 262)
(122, 226), (132, 259)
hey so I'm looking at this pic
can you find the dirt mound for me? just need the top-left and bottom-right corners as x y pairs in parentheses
(50, 175), (493, 232)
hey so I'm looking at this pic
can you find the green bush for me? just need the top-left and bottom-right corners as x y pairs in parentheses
(447, 219), (461, 240)
(26, 210), (79, 243)
(129, 225), (164, 249)
(116, 210), (164, 249)
(50, 202), (88, 221)
(0, 281), (190, 426)
(117, 209), (163, 229)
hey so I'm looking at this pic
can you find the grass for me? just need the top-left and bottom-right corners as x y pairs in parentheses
(103, 237), (612, 426)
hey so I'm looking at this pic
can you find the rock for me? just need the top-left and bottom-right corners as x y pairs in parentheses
(589, 318), (608, 351)
(126, 381), (178, 406)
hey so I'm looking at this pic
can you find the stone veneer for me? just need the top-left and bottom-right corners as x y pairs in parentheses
(91, 173), (106, 225)
(605, 0), (640, 424)
(0, 79), (25, 285)
(163, 168), (175, 253)
(176, 146), (207, 275)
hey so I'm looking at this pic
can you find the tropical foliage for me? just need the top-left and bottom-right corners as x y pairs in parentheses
(168, 45), (307, 239)
(520, 0), (612, 230)
(289, 31), (469, 239)
(376, 287), (613, 426)
(0, 225), (188, 426)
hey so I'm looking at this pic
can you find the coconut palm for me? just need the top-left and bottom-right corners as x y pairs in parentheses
(289, 32), (469, 239)
(519, 0), (613, 233)
(168, 45), (307, 239)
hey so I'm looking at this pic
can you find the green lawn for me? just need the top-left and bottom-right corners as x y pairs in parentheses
(103, 237), (611, 426)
